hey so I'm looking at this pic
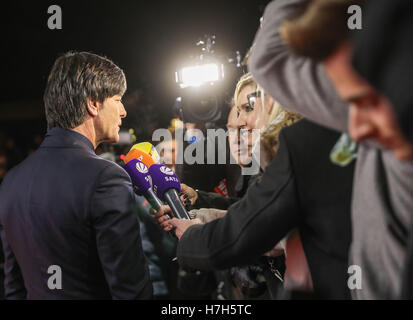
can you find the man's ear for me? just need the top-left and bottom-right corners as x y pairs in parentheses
(86, 98), (100, 118)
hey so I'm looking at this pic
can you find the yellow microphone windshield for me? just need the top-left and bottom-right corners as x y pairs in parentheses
(131, 142), (160, 163)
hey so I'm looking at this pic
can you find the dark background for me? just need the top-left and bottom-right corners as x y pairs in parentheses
(0, 1), (268, 138)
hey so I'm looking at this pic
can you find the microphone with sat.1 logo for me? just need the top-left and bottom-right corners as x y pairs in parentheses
(149, 164), (191, 220)
(124, 142), (190, 220)
(123, 142), (160, 168)
(123, 143), (164, 211)
(123, 158), (164, 210)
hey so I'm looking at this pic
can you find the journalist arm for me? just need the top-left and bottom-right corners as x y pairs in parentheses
(249, 0), (348, 133)
(169, 131), (301, 271)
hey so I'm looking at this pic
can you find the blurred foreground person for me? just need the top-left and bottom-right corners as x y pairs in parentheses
(350, 0), (413, 299)
(0, 52), (152, 299)
(250, 0), (413, 299)
(352, 0), (413, 146)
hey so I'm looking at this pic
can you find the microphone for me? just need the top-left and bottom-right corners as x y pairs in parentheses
(149, 164), (191, 220)
(123, 158), (163, 210)
(124, 148), (156, 167)
(132, 142), (160, 163)
(124, 142), (160, 167)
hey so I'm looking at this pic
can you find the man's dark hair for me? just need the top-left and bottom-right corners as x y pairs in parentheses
(44, 51), (127, 130)
(281, 0), (364, 61)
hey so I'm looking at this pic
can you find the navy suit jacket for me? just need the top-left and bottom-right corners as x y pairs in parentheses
(0, 127), (153, 299)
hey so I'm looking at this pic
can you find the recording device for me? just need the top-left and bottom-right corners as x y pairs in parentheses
(124, 142), (190, 220)
(123, 158), (164, 210)
(132, 142), (160, 163)
(174, 35), (244, 123)
(124, 142), (160, 167)
(149, 164), (191, 220)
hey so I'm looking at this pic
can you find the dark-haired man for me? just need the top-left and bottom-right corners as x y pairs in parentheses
(0, 51), (152, 299)
(250, 0), (413, 299)
(350, 0), (413, 299)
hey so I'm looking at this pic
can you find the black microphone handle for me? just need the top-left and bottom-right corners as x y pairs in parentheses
(164, 189), (191, 220)
(143, 188), (174, 220)
(141, 188), (176, 239)
(143, 188), (164, 210)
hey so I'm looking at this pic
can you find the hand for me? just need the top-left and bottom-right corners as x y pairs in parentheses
(153, 205), (173, 227)
(189, 208), (227, 223)
(180, 183), (198, 206)
(154, 205), (202, 239)
(163, 218), (203, 239)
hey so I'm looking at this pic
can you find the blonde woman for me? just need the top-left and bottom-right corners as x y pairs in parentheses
(230, 72), (301, 172)
(162, 74), (303, 298)
(181, 72), (301, 207)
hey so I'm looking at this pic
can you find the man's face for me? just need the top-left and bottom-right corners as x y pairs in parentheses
(323, 44), (413, 161)
(159, 139), (176, 168)
(95, 94), (127, 144)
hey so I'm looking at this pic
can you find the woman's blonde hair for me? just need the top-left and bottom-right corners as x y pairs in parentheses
(233, 72), (284, 127)
(261, 110), (302, 161)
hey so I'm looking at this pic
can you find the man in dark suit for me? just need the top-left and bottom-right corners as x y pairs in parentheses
(157, 119), (355, 299)
(0, 51), (152, 299)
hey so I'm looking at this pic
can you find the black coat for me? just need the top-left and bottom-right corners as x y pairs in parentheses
(0, 127), (152, 299)
(176, 120), (354, 299)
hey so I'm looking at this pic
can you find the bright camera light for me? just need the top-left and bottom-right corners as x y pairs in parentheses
(179, 63), (220, 88)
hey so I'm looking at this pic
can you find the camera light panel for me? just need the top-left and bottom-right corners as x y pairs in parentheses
(178, 63), (222, 88)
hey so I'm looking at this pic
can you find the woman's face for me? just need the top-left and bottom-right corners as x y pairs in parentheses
(236, 85), (268, 131)
(235, 84), (270, 162)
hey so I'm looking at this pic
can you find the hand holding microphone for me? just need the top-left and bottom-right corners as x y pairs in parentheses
(149, 164), (191, 220)
(124, 141), (191, 230)
(123, 142), (164, 210)
(180, 183), (198, 206)
(123, 152), (175, 238)
(155, 207), (202, 240)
